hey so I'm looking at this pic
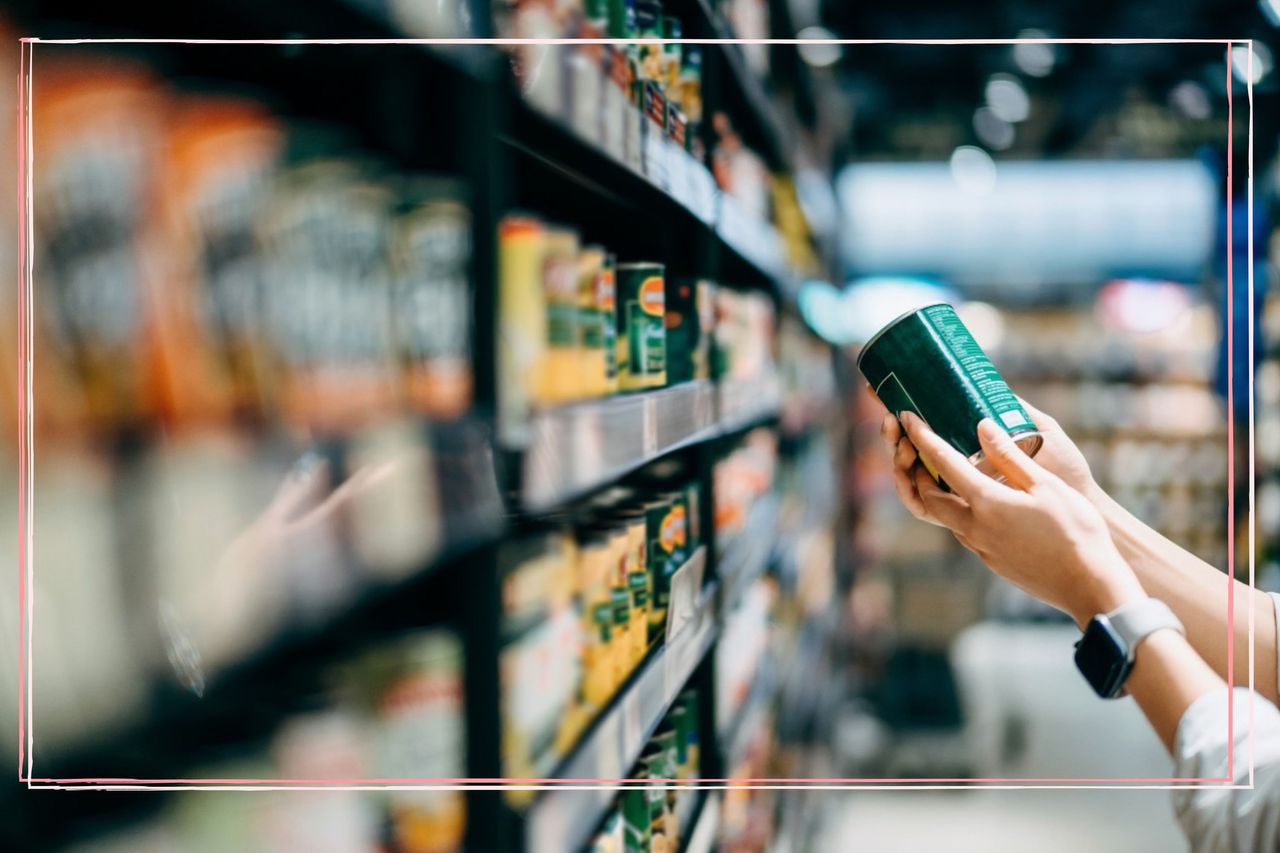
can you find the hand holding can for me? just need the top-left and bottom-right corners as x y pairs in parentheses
(857, 302), (1042, 485)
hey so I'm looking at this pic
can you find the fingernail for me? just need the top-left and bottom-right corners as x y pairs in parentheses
(978, 418), (1001, 439)
(900, 411), (918, 428)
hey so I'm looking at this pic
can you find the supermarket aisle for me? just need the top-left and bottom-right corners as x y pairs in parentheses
(818, 621), (1186, 852)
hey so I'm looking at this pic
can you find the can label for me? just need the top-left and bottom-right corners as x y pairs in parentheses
(663, 278), (702, 385)
(618, 265), (667, 388)
(643, 81), (667, 127)
(629, 278), (666, 375)
(858, 302), (1038, 470)
(622, 784), (650, 851)
(658, 503), (687, 554)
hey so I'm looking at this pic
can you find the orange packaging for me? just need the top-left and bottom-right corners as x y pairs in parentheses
(32, 60), (167, 436)
(149, 96), (284, 429)
(259, 151), (398, 438)
(1, 23), (19, 454)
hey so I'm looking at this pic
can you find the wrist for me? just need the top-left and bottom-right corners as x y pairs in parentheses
(1082, 479), (1113, 514)
(1070, 557), (1146, 629)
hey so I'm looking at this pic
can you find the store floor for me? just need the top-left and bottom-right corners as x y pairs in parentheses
(816, 622), (1187, 852)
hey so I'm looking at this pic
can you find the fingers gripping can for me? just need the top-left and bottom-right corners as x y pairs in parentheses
(857, 302), (1042, 481)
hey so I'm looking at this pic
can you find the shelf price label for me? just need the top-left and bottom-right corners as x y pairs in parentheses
(596, 713), (625, 782)
(643, 127), (670, 192)
(641, 396), (659, 457)
(689, 164), (718, 225)
(620, 692), (643, 758)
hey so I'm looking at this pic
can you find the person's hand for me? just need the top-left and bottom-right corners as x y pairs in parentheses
(898, 412), (1145, 627)
(1015, 397), (1095, 495)
(873, 391), (1096, 524)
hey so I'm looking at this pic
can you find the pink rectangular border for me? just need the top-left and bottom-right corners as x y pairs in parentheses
(14, 36), (1254, 791)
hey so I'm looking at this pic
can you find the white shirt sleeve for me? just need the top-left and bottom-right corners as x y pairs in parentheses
(1172, 684), (1280, 852)
(1273, 593), (1280, 702)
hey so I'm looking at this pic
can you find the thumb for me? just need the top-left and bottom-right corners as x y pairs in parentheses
(977, 419), (1043, 491)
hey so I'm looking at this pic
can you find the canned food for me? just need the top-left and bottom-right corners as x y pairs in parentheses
(611, 585), (632, 683)
(606, 507), (652, 664)
(601, 254), (620, 395)
(543, 227), (582, 403)
(645, 492), (689, 641)
(663, 277), (704, 385)
(577, 531), (614, 707)
(858, 302), (1041, 482)
(616, 262), (668, 390)
(639, 743), (673, 852)
(578, 246), (609, 398)
(621, 770), (651, 852)
(498, 215), (547, 445)
(634, 0), (664, 81)
(676, 689), (700, 771)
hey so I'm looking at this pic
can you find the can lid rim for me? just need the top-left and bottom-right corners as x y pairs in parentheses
(855, 301), (953, 372)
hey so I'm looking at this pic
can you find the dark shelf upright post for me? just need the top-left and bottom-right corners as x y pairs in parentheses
(453, 14), (513, 848)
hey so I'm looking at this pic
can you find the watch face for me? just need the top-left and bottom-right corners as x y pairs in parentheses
(1075, 617), (1130, 698)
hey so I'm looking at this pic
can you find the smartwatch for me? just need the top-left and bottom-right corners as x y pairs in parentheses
(1074, 598), (1184, 699)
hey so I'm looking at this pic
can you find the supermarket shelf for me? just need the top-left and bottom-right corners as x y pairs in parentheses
(17, 517), (504, 848)
(724, 653), (775, 771)
(688, 0), (790, 172)
(682, 791), (722, 853)
(28, 0), (497, 78)
(35, 437), (505, 785)
(718, 374), (783, 436)
(504, 95), (797, 294)
(521, 380), (717, 511)
(506, 94), (718, 228)
(718, 494), (780, 613)
(526, 573), (719, 853)
(717, 193), (792, 286)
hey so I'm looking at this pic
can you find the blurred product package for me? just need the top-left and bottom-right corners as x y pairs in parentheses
(27, 54), (481, 749)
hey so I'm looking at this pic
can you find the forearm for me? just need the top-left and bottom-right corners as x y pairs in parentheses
(1090, 483), (1277, 702)
(1125, 629), (1226, 752)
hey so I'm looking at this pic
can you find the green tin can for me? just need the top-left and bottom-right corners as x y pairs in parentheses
(645, 491), (689, 641)
(858, 302), (1041, 482)
(676, 689), (700, 772)
(643, 495), (673, 639)
(639, 743), (672, 844)
(621, 769), (651, 852)
(663, 277), (702, 385)
(616, 262), (667, 390)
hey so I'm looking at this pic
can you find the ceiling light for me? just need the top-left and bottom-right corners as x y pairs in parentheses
(1012, 30), (1056, 77)
(985, 73), (1031, 123)
(1231, 43), (1273, 84)
(797, 26), (842, 68)
(973, 107), (1015, 150)
(1261, 0), (1280, 27)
